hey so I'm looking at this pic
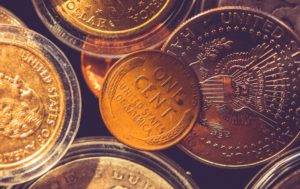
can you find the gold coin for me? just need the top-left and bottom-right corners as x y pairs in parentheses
(50, 0), (175, 37)
(0, 7), (25, 26)
(28, 157), (173, 189)
(99, 51), (200, 150)
(81, 53), (115, 97)
(0, 42), (65, 169)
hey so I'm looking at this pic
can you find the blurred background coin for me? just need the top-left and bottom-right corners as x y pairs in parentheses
(81, 54), (115, 97)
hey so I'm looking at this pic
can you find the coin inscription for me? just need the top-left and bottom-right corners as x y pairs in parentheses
(163, 7), (300, 167)
(0, 43), (65, 167)
(218, 0), (300, 37)
(28, 157), (173, 189)
(50, 0), (175, 36)
(100, 51), (200, 150)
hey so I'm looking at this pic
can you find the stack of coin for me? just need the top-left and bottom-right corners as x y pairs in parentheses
(0, 7), (81, 186)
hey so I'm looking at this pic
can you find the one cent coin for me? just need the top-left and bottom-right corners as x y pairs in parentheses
(81, 53), (115, 97)
(99, 51), (200, 150)
(49, 0), (175, 37)
(0, 6), (25, 26)
(163, 7), (300, 168)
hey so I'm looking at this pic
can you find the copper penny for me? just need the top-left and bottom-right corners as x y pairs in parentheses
(81, 53), (115, 97)
(99, 50), (200, 151)
(163, 7), (300, 168)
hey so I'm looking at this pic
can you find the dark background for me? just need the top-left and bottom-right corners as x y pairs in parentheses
(1, 1), (263, 188)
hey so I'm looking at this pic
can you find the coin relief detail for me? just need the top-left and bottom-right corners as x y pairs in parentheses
(51, 0), (173, 36)
(0, 44), (65, 166)
(163, 8), (300, 167)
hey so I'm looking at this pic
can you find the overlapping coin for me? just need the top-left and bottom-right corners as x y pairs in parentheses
(99, 50), (201, 151)
(0, 6), (25, 26)
(81, 54), (115, 97)
(163, 7), (300, 168)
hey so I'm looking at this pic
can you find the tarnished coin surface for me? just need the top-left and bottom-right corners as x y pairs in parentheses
(218, 0), (300, 37)
(163, 7), (300, 168)
(0, 43), (65, 168)
(28, 157), (173, 189)
(100, 51), (200, 150)
(81, 54), (114, 97)
(0, 6), (25, 26)
(50, 0), (175, 37)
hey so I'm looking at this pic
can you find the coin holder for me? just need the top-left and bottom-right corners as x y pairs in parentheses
(0, 25), (81, 185)
(32, 0), (195, 58)
(12, 136), (199, 189)
(0, 6), (26, 26)
(246, 146), (300, 189)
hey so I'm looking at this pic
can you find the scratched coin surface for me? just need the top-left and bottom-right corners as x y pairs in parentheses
(163, 7), (300, 167)
(0, 43), (65, 169)
(49, 0), (175, 37)
(27, 157), (173, 189)
(218, 0), (300, 37)
(100, 51), (200, 150)
(81, 53), (115, 97)
(0, 6), (25, 26)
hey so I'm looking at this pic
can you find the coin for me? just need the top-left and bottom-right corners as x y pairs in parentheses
(246, 147), (300, 189)
(27, 157), (173, 189)
(163, 7), (300, 168)
(0, 43), (65, 169)
(0, 6), (25, 26)
(218, 0), (300, 37)
(49, 0), (175, 37)
(273, 169), (300, 189)
(81, 53), (115, 97)
(99, 51), (200, 150)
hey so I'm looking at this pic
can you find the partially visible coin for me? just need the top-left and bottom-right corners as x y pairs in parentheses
(27, 157), (173, 189)
(14, 137), (198, 189)
(218, 0), (300, 37)
(0, 26), (81, 185)
(49, 0), (175, 37)
(246, 147), (300, 189)
(81, 53), (115, 97)
(0, 42), (65, 175)
(163, 7), (300, 168)
(100, 50), (200, 150)
(273, 169), (300, 189)
(0, 6), (25, 26)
